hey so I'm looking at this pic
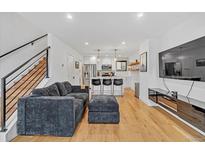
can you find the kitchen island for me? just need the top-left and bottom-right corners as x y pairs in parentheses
(90, 76), (124, 96)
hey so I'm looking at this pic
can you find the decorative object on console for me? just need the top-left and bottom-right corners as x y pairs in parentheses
(140, 52), (147, 72)
(171, 91), (178, 99)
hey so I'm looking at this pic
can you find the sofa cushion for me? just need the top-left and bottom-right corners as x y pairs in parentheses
(63, 81), (72, 94)
(73, 99), (84, 121)
(88, 95), (119, 112)
(46, 84), (60, 96)
(32, 87), (49, 96)
(55, 82), (67, 96)
(66, 93), (88, 103)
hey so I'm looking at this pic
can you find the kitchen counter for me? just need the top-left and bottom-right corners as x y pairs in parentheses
(91, 76), (125, 79)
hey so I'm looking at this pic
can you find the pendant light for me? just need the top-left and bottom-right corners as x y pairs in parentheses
(114, 49), (117, 61)
(97, 49), (100, 62)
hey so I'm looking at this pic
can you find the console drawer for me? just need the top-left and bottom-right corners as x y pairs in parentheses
(192, 105), (205, 117)
(177, 101), (205, 131)
(158, 96), (177, 111)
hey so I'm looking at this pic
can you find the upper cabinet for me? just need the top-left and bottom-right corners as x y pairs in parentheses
(83, 56), (128, 71)
(116, 60), (127, 71)
(84, 56), (97, 64)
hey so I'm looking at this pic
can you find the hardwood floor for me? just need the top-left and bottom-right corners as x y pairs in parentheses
(12, 89), (205, 142)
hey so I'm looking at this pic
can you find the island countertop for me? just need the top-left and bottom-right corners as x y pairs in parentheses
(91, 76), (125, 79)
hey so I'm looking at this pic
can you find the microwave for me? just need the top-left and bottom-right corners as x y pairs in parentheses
(102, 64), (112, 71)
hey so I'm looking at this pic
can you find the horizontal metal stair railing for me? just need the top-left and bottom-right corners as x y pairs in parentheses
(0, 34), (50, 131)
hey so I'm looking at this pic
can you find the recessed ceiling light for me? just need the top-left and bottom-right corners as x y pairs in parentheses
(91, 56), (96, 59)
(84, 42), (89, 45)
(137, 12), (144, 18)
(66, 14), (73, 19)
(122, 41), (126, 45)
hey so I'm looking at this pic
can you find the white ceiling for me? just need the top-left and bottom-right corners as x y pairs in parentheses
(20, 12), (198, 57)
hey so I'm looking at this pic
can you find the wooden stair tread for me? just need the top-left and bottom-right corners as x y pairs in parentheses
(6, 65), (46, 104)
(3, 58), (47, 120)
(6, 59), (46, 96)
(6, 67), (46, 113)
(6, 63), (45, 97)
(6, 72), (46, 120)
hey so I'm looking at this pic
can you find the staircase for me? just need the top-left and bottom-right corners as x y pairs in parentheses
(0, 34), (50, 133)
(5, 58), (46, 120)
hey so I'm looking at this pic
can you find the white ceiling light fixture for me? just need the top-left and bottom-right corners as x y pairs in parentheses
(91, 56), (96, 60)
(137, 12), (144, 18)
(121, 41), (126, 45)
(66, 13), (73, 19)
(84, 42), (89, 45)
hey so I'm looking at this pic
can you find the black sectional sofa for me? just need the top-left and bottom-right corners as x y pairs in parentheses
(17, 81), (89, 137)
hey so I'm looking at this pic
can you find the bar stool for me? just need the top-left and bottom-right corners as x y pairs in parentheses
(91, 79), (101, 95)
(102, 79), (112, 95)
(113, 79), (123, 96)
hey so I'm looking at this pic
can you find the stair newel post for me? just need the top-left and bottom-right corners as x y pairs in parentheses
(46, 49), (49, 78)
(0, 77), (6, 131)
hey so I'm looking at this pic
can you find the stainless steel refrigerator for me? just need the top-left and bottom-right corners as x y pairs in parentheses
(83, 64), (97, 86)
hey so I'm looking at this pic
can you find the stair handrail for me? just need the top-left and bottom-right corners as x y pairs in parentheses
(0, 34), (48, 59)
(0, 46), (50, 132)
(2, 46), (50, 79)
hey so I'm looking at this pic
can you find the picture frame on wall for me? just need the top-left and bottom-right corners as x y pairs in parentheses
(196, 58), (205, 67)
(140, 52), (147, 72)
(75, 61), (79, 69)
(116, 60), (127, 71)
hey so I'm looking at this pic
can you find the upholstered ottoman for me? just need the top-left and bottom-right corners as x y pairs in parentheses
(88, 95), (120, 124)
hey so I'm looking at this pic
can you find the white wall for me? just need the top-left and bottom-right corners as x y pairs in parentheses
(84, 56), (128, 71)
(138, 40), (158, 105)
(139, 14), (205, 105)
(128, 53), (140, 90)
(0, 13), (47, 91)
(47, 34), (83, 85)
(156, 14), (205, 101)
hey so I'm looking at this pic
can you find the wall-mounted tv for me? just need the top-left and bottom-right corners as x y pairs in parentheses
(159, 36), (205, 81)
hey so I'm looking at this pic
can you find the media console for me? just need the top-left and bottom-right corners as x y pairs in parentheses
(148, 88), (205, 132)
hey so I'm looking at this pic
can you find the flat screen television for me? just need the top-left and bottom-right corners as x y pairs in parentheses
(159, 36), (205, 81)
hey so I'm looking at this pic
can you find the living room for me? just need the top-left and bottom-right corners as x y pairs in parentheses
(0, 0), (205, 153)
